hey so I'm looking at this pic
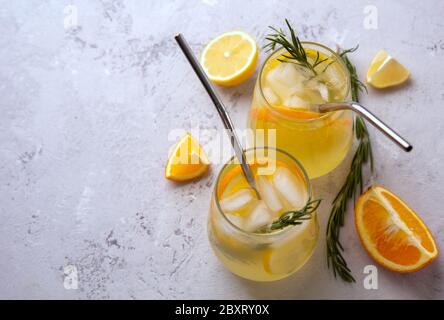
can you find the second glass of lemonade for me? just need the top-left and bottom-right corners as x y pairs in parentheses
(208, 148), (318, 281)
(248, 42), (353, 178)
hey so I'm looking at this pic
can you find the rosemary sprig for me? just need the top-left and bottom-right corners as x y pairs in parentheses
(265, 19), (330, 76)
(326, 47), (373, 282)
(338, 45), (368, 101)
(258, 198), (322, 233)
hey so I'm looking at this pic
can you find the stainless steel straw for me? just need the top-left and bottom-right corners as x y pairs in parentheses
(174, 34), (261, 198)
(316, 102), (412, 152)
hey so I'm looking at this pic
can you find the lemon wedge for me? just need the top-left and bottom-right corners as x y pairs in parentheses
(165, 132), (210, 182)
(366, 49), (410, 88)
(200, 31), (258, 86)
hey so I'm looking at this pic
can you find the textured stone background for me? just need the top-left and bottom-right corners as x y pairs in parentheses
(0, 0), (443, 299)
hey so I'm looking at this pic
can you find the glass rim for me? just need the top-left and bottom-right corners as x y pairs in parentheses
(214, 146), (313, 238)
(258, 41), (351, 123)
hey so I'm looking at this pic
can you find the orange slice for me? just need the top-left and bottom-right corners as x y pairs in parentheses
(217, 158), (293, 198)
(273, 105), (321, 119)
(250, 107), (269, 122)
(250, 106), (321, 122)
(165, 132), (210, 182)
(355, 186), (438, 272)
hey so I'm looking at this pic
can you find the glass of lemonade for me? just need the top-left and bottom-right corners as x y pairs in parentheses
(248, 42), (353, 178)
(208, 147), (318, 281)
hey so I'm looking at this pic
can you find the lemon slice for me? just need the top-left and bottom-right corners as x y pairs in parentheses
(366, 49), (410, 88)
(165, 132), (210, 182)
(201, 31), (258, 86)
(262, 219), (318, 276)
(262, 245), (301, 276)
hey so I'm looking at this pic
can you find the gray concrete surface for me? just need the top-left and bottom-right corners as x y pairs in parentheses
(0, 0), (443, 299)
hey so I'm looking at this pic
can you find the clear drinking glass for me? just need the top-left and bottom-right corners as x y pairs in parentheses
(248, 42), (353, 178)
(208, 147), (318, 281)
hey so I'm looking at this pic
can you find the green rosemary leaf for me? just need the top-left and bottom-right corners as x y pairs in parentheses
(265, 19), (333, 76)
(257, 198), (322, 233)
(325, 47), (374, 283)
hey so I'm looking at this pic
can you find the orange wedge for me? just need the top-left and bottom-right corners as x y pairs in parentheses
(355, 186), (438, 272)
(165, 132), (210, 182)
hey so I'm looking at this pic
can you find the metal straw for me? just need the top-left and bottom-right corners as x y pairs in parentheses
(174, 34), (261, 198)
(316, 102), (412, 152)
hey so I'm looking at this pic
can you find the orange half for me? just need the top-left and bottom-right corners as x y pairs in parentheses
(165, 132), (210, 182)
(355, 186), (438, 272)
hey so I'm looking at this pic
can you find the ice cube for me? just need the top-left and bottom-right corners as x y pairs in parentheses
(262, 87), (279, 104)
(220, 189), (254, 213)
(244, 201), (273, 232)
(267, 63), (296, 85)
(225, 213), (245, 229)
(322, 63), (346, 93)
(303, 77), (329, 103)
(273, 167), (308, 209)
(256, 176), (283, 213)
(266, 63), (305, 101)
(318, 83), (330, 101)
(284, 94), (309, 108)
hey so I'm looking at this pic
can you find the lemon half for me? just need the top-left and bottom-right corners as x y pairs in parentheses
(200, 31), (258, 86)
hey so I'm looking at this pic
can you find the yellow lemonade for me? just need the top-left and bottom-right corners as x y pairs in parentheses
(208, 148), (318, 281)
(248, 42), (353, 178)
